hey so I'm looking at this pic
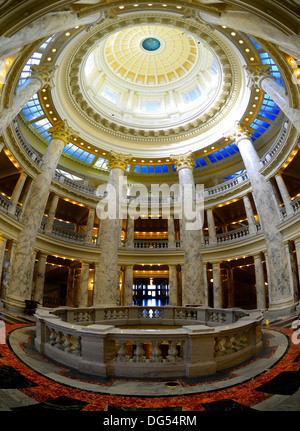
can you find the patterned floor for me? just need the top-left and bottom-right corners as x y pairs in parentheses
(0, 306), (299, 415)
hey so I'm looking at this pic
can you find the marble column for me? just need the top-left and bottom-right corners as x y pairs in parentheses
(124, 265), (133, 306)
(206, 208), (217, 244)
(1, 240), (16, 301)
(77, 263), (90, 307)
(202, 263), (209, 307)
(285, 241), (299, 304)
(254, 254), (267, 310)
(126, 215), (134, 248)
(243, 194), (257, 235)
(5, 120), (77, 312)
(198, 10), (300, 60)
(212, 262), (222, 308)
(0, 140), (4, 153)
(245, 67), (300, 134)
(8, 171), (27, 216)
(18, 177), (34, 220)
(294, 238), (300, 300)
(168, 215), (176, 248)
(95, 150), (131, 306)
(0, 235), (7, 299)
(269, 178), (285, 220)
(229, 123), (294, 311)
(33, 252), (47, 304)
(275, 174), (293, 216)
(171, 151), (205, 305)
(66, 267), (76, 307)
(84, 207), (95, 245)
(44, 193), (59, 234)
(0, 64), (57, 137)
(0, 10), (103, 60)
(168, 265), (178, 306)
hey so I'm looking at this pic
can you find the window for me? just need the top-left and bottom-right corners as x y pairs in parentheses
(100, 87), (119, 104)
(141, 101), (161, 112)
(184, 87), (201, 104)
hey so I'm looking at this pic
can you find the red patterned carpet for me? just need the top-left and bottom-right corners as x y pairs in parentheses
(0, 308), (299, 414)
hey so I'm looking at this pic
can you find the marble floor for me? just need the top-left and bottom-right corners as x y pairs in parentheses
(0, 305), (299, 415)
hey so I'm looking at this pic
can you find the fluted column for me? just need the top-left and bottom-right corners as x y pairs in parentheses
(5, 120), (77, 312)
(8, 171), (27, 216)
(254, 254), (267, 310)
(44, 193), (59, 234)
(33, 252), (47, 304)
(126, 215), (134, 248)
(168, 265), (178, 306)
(124, 265), (133, 306)
(77, 262), (90, 307)
(275, 173), (293, 216)
(168, 215), (176, 248)
(202, 263), (209, 307)
(0, 64), (57, 137)
(95, 150), (131, 306)
(245, 67), (300, 134)
(84, 207), (95, 245)
(212, 263), (222, 308)
(171, 151), (204, 305)
(242, 194), (257, 235)
(206, 208), (217, 244)
(229, 123), (294, 311)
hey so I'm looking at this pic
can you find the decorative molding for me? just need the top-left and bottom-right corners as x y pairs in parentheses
(171, 151), (196, 171)
(48, 120), (78, 144)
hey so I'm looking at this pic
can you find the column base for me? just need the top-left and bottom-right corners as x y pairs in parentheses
(4, 294), (27, 314)
(268, 297), (297, 313)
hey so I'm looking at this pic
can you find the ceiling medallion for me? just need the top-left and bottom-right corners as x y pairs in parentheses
(141, 37), (161, 52)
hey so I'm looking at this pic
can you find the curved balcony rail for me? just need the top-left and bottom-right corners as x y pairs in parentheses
(35, 306), (263, 378)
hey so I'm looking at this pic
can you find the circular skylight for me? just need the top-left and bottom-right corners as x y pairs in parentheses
(142, 37), (161, 52)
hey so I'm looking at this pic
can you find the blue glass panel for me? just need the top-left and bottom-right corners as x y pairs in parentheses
(141, 166), (147, 173)
(162, 165), (169, 173)
(230, 143), (239, 152)
(218, 148), (230, 158)
(213, 151), (223, 161)
(134, 165), (141, 173)
(155, 165), (162, 173)
(148, 165), (154, 173)
(207, 154), (217, 163)
(224, 145), (236, 155)
(198, 157), (207, 166)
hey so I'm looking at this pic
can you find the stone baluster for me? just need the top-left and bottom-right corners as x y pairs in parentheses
(243, 194), (257, 235)
(84, 207), (95, 245)
(8, 171), (27, 216)
(245, 67), (300, 134)
(229, 123), (294, 311)
(5, 120), (77, 312)
(44, 193), (59, 233)
(0, 10), (103, 60)
(0, 64), (57, 137)
(206, 208), (217, 244)
(171, 151), (204, 306)
(33, 252), (47, 304)
(212, 262), (222, 308)
(95, 150), (131, 306)
(275, 173), (293, 216)
(253, 253), (267, 310)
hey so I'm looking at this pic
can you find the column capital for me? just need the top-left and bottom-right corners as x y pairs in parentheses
(48, 119), (78, 144)
(30, 64), (58, 89)
(228, 121), (252, 145)
(244, 65), (273, 90)
(106, 150), (132, 171)
(171, 151), (196, 171)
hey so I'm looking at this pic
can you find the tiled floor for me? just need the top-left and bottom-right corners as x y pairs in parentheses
(0, 306), (299, 413)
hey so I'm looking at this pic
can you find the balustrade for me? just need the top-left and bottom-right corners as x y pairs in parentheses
(35, 306), (263, 378)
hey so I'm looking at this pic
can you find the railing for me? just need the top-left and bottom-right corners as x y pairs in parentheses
(205, 172), (249, 197)
(35, 306), (263, 378)
(134, 239), (169, 249)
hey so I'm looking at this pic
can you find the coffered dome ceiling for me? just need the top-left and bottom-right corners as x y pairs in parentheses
(51, 12), (250, 157)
